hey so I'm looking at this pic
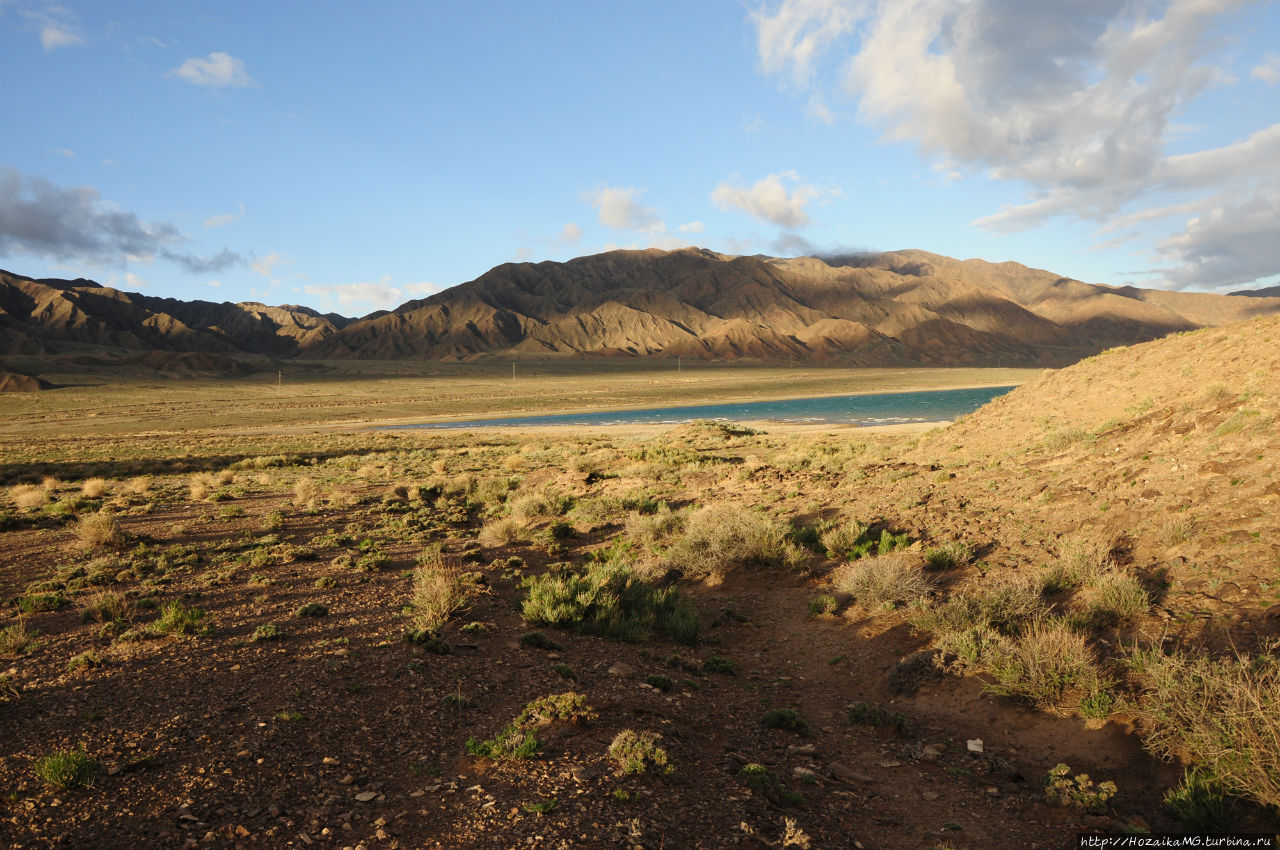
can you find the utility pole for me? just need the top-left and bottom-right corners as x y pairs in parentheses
(277, 370), (282, 388)
(512, 361), (516, 381)
(677, 356), (682, 374)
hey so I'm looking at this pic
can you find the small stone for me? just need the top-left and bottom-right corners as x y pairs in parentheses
(787, 744), (816, 755)
(235, 825), (250, 837)
(920, 745), (943, 760)
(878, 760), (902, 768)
(922, 791), (940, 800)
(354, 792), (377, 803)
(608, 662), (634, 678)
(986, 786), (999, 796)
(339, 775), (355, 786)
(792, 767), (819, 782)
(966, 739), (984, 754)
(322, 757), (340, 765)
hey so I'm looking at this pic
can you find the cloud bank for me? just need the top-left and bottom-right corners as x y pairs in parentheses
(750, 0), (1279, 289)
(0, 167), (242, 274)
(169, 52), (256, 88)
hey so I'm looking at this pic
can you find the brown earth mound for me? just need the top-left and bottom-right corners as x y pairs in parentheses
(0, 371), (46, 392)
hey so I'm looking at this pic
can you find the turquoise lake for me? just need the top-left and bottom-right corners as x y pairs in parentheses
(388, 385), (1016, 430)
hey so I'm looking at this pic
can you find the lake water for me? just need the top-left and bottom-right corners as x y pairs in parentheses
(387, 385), (1016, 430)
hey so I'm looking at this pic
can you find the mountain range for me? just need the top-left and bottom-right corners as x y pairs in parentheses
(4, 248), (1280, 379)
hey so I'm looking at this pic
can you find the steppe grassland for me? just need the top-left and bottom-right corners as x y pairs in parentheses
(0, 362), (1040, 436)
(2, 349), (1279, 836)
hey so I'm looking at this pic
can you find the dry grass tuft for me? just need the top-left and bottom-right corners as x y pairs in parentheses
(477, 517), (530, 548)
(10, 484), (48, 510)
(411, 550), (470, 632)
(1129, 644), (1280, 811)
(832, 553), (931, 610)
(983, 618), (1102, 710)
(80, 478), (109, 498)
(72, 512), (125, 550)
(79, 590), (135, 624)
(661, 504), (809, 582)
(293, 477), (321, 508)
(124, 476), (151, 495)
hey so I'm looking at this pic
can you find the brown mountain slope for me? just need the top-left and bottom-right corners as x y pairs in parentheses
(7, 248), (1280, 370)
(307, 248), (1280, 365)
(0, 269), (343, 360)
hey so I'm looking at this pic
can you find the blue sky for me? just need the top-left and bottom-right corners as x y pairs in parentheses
(2, 1), (1278, 315)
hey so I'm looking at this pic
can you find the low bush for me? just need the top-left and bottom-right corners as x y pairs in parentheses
(739, 763), (804, 806)
(411, 549), (470, 632)
(1043, 763), (1117, 813)
(522, 559), (699, 646)
(661, 504), (810, 582)
(1128, 644), (1280, 811)
(296, 602), (329, 618)
(466, 692), (594, 760)
(832, 554), (930, 610)
(762, 709), (810, 735)
(924, 541), (971, 570)
(152, 602), (212, 637)
(0, 622), (39, 656)
(79, 590), (134, 624)
(477, 516), (530, 548)
(1080, 570), (1149, 628)
(983, 618), (1102, 709)
(608, 729), (671, 775)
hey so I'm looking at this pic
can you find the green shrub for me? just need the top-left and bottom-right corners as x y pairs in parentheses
(703, 656), (736, 675)
(762, 709), (810, 736)
(16, 592), (67, 613)
(520, 631), (564, 651)
(740, 763), (804, 806)
(79, 590), (134, 624)
(152, 602), (212, 637)
(1043, 763), (1116, 813)
(404, 630), (452, 654)
(1080, 570), (1149, 628)
(643, 674), (672, 692)
(911, 575), (1045, 638)
(296, 602), (329, 618)
(847, 701), (908, 732)
(67, 650), (100, 671)
(252, 623), (284, 642)
(34, 747), (98, 791)
(924, 541), (971, 570)
(467, 692), (594, 761)
(608, 729), (671, 775)
(551, 663), (577, 681)
(522, 559), (699, 646)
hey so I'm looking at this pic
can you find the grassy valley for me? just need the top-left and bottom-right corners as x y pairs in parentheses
(1, 319), (1278, 847)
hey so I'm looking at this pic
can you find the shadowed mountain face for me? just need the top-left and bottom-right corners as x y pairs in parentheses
(5, 248), (1280, 370)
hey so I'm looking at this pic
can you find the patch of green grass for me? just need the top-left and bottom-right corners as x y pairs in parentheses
(33, 747), (98, 791)
(151, 602), (212, 637)
(522, 798), (559, 815)
(847, 701), (908, 732)
(807, 593), (838, 617)
(404, 630), (452, 654)
(762, 708), (809, 735)
(67, 651), (100, 671)
(1164, 767), (1234, 831)
(924, 541), (971, 570)
(274, 709), (303, 722)
(551, 663), (577, 681)
(16, 592), (67, 613)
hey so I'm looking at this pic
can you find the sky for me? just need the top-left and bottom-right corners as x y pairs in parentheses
(2, 0), (1279, 316)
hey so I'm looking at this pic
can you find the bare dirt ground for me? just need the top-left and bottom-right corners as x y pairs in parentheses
(2, 328), (1278, 848)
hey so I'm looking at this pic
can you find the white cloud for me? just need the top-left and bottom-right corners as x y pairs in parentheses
(41, 22), (82, 49)
(583, 185), (666, 233)
(250, 252), (289, 278)
(750, 0), (1280, 288)
(678, 221), (705, 233)
(169, 52), (256, 88)
(47, 148), (76, 159)
(752, 0), (861, 87)
(803, 95), (836, 125)
(711, 170), (835, 228)
(304, 276), (439, 313)
(1251, 53), (1280, 85)
(560, 222), (583, 243)
(124, 271), (149, 290)
(204, 202), (245, 229)
(1155, 180), (1280, 289)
